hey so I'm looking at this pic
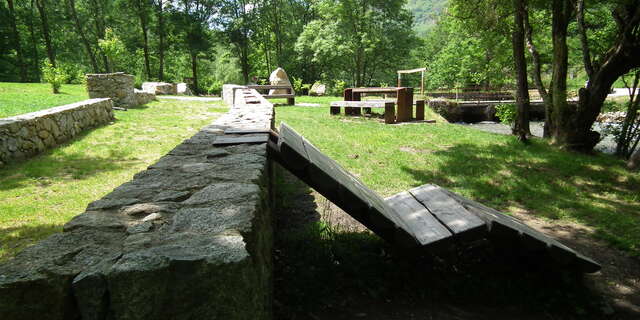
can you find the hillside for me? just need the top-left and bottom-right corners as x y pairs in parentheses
(406, 0), (448, 35)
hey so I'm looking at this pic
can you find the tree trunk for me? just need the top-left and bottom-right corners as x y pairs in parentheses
(629, 149), (640, 170)
(28, 0), (40, 81)
(90, 0), (110, 72)
(190, 51), (198, 94)
(616, 71), (640, 157)
(7, 0), (28, 82)
(135, 0), (152, 79)
(523, 3), (552, 137)
(66, 0), (99, 73)
(512, 0), (531, 141)
(35, 0), (56, 67)
(156, 0), (164, 81)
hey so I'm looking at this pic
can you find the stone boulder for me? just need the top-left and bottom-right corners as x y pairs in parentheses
(176, 83), (192, 95)
(309, 83), (326, 96)
(597, 111), (627, 123)
(268, 68), (292, 95)
(142, 82), (177, 95)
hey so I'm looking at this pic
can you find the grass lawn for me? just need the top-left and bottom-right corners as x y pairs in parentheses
(0, 82), (88, 118)
(0, 99), (227, 261)
(275, 101), (640, 256)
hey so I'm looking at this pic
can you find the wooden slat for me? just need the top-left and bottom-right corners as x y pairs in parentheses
(330, 101), (391, 108)
(386, 192), (452, 246)
(350, 87), (399, 94)
(263, 94), (295, 99)
(224, 128), (271, 135)
(277, 123), (310, 172)
(438, 188), (600, 273)
(409, 185), (486, 236)
(212, 134), (269, 146)
(397, 67), (426, 74)
(247, 85), (292, 90)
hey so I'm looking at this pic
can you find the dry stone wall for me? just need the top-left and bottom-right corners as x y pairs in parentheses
(87, 73), (138, 107)
(0, 88), (275, 320)
(0, 98), (114, 166)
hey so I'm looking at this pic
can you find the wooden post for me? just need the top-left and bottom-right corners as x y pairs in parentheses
(384, 102), (396, 124)
(421, 71), (425, 97)
(416, 100), (425, 121)
(396, 88), (414, 122)
(397, 73), (402, 87)
(287, 87), (295, 105)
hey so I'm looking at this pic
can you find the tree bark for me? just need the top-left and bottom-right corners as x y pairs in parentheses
(616, 71), (640, 157)
(7, 0), (28, 82)
(190, 51), (199, 94)
(512, 0), (531, 141)
(90, 0), (110, 72)
(35, 0), (56, 67)
(28, 0), (40, 81)
(155, 0), (164, 81)
(66, 0), (99, 73)
(134, 0), (152, 79)
(576, 0), (594, 79)
(523, 2), (552, 137)
(629, 149), (640, 170)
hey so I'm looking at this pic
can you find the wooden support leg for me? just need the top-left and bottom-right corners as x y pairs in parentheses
(384, 102), (396, 124)
(352, 107), (362, 116)
(416, 100), (425, 121)
(288, 97), (295, 105)
(396, 88), (409, 122)
(330, 106), (341, 115)
(344, 88), (353, 101)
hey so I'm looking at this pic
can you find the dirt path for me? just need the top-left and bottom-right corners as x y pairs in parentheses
(274, 167), (640, 320)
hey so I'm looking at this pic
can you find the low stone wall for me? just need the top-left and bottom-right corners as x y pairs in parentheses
(0, 98), (114, 166)
(223, 84), (247, 106)
(0, 89), (275, 320)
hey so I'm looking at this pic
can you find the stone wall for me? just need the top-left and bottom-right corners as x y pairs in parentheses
(87, 73), (138, 108)
(223, 84), (247, 106)
(0, 89), (276, 320)
(0, 98), (114, 166)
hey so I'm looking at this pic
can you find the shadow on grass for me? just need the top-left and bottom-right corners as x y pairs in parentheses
(274, 169), (609, 320)
(0, 224), (61, 262)
(0, 126), (131, 191)
(401, 140), (640, 254)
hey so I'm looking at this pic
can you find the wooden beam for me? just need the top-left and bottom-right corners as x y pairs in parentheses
(397, 67), (427, 74)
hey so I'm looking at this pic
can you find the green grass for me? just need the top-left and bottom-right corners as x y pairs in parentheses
(0, 99), (227, 261)
(0, 82), (89, 118)
(275, 101), (640, 255)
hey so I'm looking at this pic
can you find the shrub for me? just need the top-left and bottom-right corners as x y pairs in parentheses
(495, 103), (516, 125)
(331, 80), (347, 96)
(292, 77), (304, 93)
(41, 60), (68, 94)
(208, 80), (224, 95)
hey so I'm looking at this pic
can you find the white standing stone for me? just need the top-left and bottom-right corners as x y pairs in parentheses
(268, 68), (292, 95)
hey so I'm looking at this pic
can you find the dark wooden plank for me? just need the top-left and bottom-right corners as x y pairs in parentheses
(438, 187), (600, 273)
(278, 123), (310, 172)
(386, 191), (452, 246)
(351, 87), (400, 94)
(384, 102), (396, 124)
(212, 134), (269, 145)
(415, 100), (425, 121)
(409, 184), (485, 236)
(224, 128), (271, 135)
(330, 101), (389, 108)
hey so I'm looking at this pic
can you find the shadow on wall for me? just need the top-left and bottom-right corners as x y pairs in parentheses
(0, 224), (62, 263)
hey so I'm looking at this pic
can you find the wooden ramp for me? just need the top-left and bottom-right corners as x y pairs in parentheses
(268, 123), (601, 273)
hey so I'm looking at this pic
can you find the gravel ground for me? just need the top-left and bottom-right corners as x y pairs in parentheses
(459, 121), (618, 154)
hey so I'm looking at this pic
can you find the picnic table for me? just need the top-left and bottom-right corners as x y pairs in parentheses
(330, 87), (424, 123)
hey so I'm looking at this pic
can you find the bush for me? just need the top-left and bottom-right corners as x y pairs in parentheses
(292, 77), (304, 93)
(495, 103), (516, 125)
(41, 60), (68, 94)
(331, 80), (347, 96)
(207, 80), (224, 95)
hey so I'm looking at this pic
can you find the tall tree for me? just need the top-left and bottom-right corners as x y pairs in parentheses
(132, 0), (152, 79)
(65, 0), (100, 72)
(155, 0), (165, 80)
(512, 0), (531, 140)
(34, 0), (56, 67)
(6, 0), (27, 81)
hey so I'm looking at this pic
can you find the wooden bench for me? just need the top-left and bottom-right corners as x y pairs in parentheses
(267, 123), (601, 273)
(330, 100), (427, 124)
(247, 85), (295, 105)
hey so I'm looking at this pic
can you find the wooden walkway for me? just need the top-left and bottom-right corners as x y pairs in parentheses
(268, 123), (601, 273)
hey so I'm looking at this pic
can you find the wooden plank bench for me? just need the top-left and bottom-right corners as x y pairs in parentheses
(247, 85), (295, 105)
(330, 100), (427, 123)
(330, 101), (396, 124)
(268, 123), (601, 273)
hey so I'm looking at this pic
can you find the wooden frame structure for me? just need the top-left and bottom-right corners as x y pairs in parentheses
(397, 67), (426, 97)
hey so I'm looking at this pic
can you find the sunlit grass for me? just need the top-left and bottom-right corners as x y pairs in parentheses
(0, 99), (227, 261)
(0, 82), (89, 118)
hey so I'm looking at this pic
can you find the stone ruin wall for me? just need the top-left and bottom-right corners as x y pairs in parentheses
(0, 98), (114, 166)
(87, 72), (156, 108)
(0, 87), (276, 320)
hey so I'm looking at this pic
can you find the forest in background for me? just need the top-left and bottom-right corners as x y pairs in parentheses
(0, 0), (636, 96)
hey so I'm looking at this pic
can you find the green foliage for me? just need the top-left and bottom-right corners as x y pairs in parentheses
(207, 80), (224, 95)
(495, 104), (516, 125)
(98, 28), (126, 72)
(406, 0), (448, 36)
(331, 80), (347, 96)
(41, 60), (68, 94)
(292, 76), (304, 93)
